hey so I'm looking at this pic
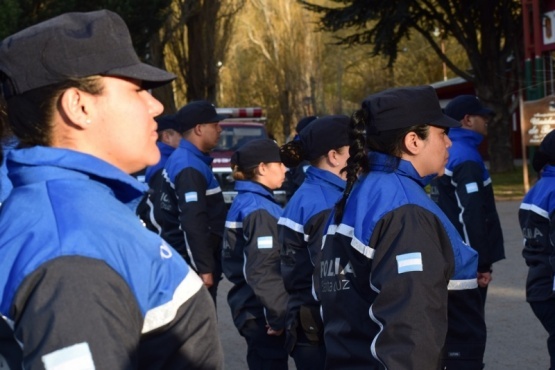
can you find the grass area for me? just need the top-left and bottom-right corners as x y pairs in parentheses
(491, 165), (535, 201)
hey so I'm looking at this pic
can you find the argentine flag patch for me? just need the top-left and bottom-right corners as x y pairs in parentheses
(185, 192), (198, 202)
(396, 252), (423, 274)
(257, 236), (273, 249)
(465, 182), (479, 194)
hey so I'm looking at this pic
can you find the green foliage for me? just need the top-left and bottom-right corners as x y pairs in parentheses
(0, 0), (172, 58)
(0, 0), (22, 39)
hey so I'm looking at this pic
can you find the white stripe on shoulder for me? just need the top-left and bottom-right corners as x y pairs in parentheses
(520, 202), (549, 219)
(42, 342), (95, 370)
(448, 278), (478, 290)
(278, 217), (307, 241)
(336, 224), (375, 259)
(206, 186), (222, 196)
(483, 177), (492, 186)
(142, 270), (203, 333)
(444, 168), (453, 177)
(225, 220), (243, 229)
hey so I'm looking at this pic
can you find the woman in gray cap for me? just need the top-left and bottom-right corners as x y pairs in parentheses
(222, 138), (289, 370)
(316, 86), (485, 370)
(278, 115), (350, 370)
(0, 10), (222, 370)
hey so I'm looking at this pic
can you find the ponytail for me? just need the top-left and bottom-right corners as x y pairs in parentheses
(334, 109), (369, 224)
(279, 140), (306, 168)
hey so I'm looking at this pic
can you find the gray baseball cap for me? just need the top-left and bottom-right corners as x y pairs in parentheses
(0, 10), (175, 98)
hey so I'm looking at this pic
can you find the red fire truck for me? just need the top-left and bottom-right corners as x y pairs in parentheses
(211, 107), (288, 205)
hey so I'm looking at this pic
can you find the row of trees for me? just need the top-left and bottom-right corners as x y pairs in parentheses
(0, 0), (524, 172)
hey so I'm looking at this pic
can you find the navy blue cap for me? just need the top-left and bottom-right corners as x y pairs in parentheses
(232, 139), (281, 169)
(299, 115), (350, 160)
(174, 100), (228, 132)
(0, 10), (175, 97)
(155, 115), (180, 131)
(295, 116), (318, 134)
(362, 85), (460, 134)
(444, 95), (494, 121)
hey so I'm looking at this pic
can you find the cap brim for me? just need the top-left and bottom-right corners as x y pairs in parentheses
(431, 114), (462, 128)
(106, 62), (176, 89)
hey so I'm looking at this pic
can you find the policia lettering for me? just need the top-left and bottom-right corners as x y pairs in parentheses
(320, 258), (355, 293)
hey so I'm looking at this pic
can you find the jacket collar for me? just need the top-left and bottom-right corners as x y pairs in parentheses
(178, 138), (214, 165)
(448, 127), (484, 147)
(7, 146), (146, 203)
(369, 151), (434, 187)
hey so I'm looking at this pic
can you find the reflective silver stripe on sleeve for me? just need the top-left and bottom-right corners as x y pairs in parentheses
(142, 271), (203, 333)
(447, 278), (478, 290)
(206, 186), (222, 195)
(336, 224), (375, 259)
(42, 342), (95, 370)
(225, 221), (243, 229)
(520, 202), (550, 219)
(278, 217), (308, 242)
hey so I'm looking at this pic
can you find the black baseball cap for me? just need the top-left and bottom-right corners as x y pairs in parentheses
(444, 95), (494, 121)
(0, 10), (175, 98)
(299, 115), (350, 160)
(174, 100), (228, 132)
(362, 85), (460, 133)
(155, 115), (180, 132)
(295, 116), (318, 134)
(232, 139), (281, 169)
(533, 130), (555, 172)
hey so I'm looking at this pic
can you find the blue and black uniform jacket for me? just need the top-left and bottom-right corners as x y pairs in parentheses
(222, 180), (288, 331)
(156, 138), (227, 274)
(431, 128), (505, 272)
(317, 152), (485, 370)
(278, 166), (345, 349)
(0, 146), (222, 369)
(519, 164), (555, 302)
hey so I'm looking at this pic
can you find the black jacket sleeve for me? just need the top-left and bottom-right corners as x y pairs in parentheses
(280, 210), (329, 304)
(452, 161), (496, 271)
(175, 167), (214, 274)
(243, 209), (288, 330)
(369, 205), (454, 369)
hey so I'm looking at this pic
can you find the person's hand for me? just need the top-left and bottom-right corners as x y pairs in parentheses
(266, 324), (284, 336)
(477, 271), (492, 288)
(199, 273), (213, 288)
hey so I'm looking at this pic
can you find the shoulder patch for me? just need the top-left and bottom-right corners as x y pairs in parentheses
(396, 252), (423, 274)
(184, 192), (198, 202)
(42, 342), (95, 370)
(465, 182), (479, 194)
(257, 236), (273, 249)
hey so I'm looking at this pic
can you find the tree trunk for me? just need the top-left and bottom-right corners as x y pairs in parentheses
(149, 32), (177, 114)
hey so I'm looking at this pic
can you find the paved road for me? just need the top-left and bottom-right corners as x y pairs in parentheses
(216, 199), (549, 369)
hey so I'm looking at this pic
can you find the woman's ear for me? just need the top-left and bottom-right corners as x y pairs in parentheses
(403, 131), (421, 156)
(327, 150), (340, 167)
(58, 88), (92, 129)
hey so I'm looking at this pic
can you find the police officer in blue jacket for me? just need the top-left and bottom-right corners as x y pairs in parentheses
(154, 100), (228, 303)
(0, 10), (222, 370)
(278, 115), (350, 369)
(431, 95), (505, 307)
(222, 139), (289, 370)
(520, 130), (555, 369)
(316, 86), (486, 370)
(136, 114), (181, 233)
